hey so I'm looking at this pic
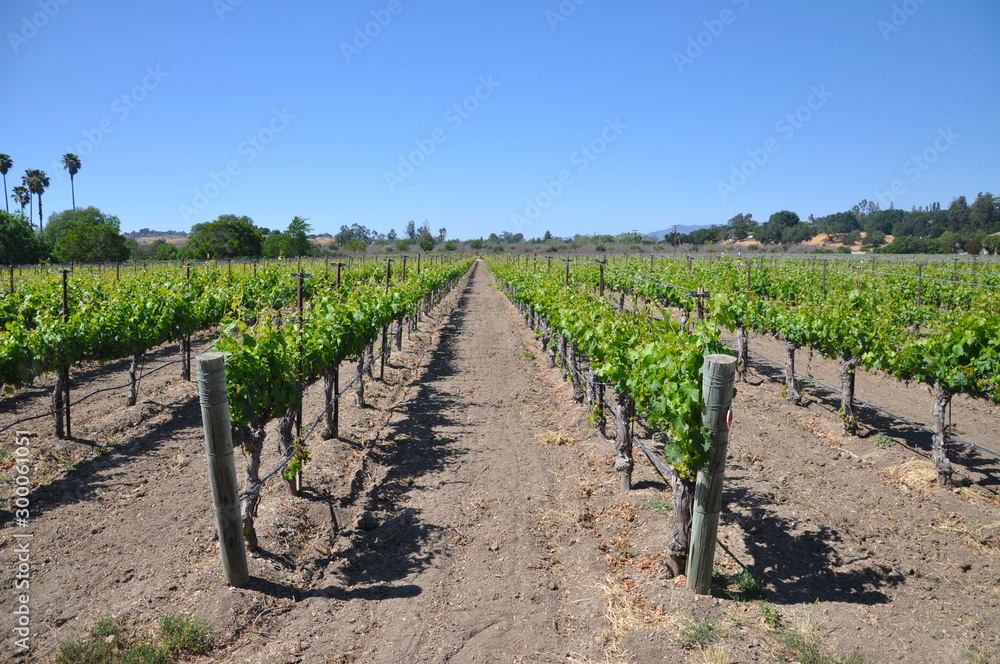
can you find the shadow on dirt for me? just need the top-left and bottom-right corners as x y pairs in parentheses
(721, 483), (904, 605)
(0, 395), (200, 529)
(250, 269), (478, 600)
(745, 355), (1000, 489)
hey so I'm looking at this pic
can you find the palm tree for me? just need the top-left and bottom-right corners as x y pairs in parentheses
(12, 186), (29, 217)
(24, 169), (49, 231)
(0, 154), (12, 214)
(61, 153), (80, 209)
(20, 174), (33, 226)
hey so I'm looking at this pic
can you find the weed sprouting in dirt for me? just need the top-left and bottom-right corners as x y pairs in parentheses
(639, 498), (672, 514)
(675, 610), (719, 649)
(964, 645), (1000, 664)
(713, 568), (767, 601)
(159, 613), (213, 655)
(55, 613), (213, 664)
(758, 601), (780, 629)
(872, 433), (893, 449)
(772, 629), (870, 664)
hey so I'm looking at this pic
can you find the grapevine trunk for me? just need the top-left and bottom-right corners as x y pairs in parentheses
(614, 390), (633, 493)
(932, 384), (953, 486)
(666, 473), (695, 577)
(783, 340), (802, 405)
(840, 353), (860, 433)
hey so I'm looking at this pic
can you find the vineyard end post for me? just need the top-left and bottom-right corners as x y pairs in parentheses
(195, 352), (249, 588)
(687, 354), (737, 595)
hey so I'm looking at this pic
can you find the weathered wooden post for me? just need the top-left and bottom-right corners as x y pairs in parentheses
(195, 352), (249, 588)
(599, 260), (605, 297)
(62, 269), (71, 438)
(381, 258), (392, 379)
(8, 265), (13, 295)
(917, 263), (923, 307)
(687, 354), (737, 594)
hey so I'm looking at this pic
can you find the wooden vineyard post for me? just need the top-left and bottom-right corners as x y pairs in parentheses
(182, 264), (192, 382)
(61, 269), (71, 438)
(564, 257), (570, 286)
(599, 260), (605, 297)
(822, 260), (827, 295)
(8, 264), (12, 296)
(917, 264), (923, 307)
(195, 353), (249, 588)
(687, 354), (737, 595)
(381, 258), (392, 380)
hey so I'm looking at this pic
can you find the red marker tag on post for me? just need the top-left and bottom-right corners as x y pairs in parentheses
(726, 408), (733, 427)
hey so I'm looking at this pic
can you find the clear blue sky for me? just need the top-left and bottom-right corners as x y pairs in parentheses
(2, 0), (998, 239)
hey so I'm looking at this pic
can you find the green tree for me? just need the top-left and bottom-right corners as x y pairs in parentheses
(756, 210), (800, 244)
(0, 153), (12, 214)
(23, 169), (49, 231)
(156, 241), (179, 260)
(344, 238), (367, 252)
(54, 224), (131, 263)
(861, 230), (886, 248)
(285, 215), (312, 257)
(44, 206), (121, 248)
(262, 231), (290, 258)
(946, 196), (969, 232)
(417, 229), (435, 252)
(406, 220), (416, 239)
(61, 153), (81, 210)
(969, 192), (999, 232)
(0, 211), (48, 264)
(11, 186), (29, 217)
(183, 214), (262, 259)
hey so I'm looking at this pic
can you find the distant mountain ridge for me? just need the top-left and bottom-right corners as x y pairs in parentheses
(644, 225), (712, 241)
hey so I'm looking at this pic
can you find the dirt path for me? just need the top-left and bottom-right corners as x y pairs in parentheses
(240, 262), (609, 663)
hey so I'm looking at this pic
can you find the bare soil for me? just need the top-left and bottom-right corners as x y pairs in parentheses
(0, 262), (998, 663)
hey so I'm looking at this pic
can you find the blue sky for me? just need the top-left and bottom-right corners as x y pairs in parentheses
(2, 0), (998, 239)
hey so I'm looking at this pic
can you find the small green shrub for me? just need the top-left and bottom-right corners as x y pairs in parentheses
(675, 611), (718, 649)
(872, 434), (893, 449)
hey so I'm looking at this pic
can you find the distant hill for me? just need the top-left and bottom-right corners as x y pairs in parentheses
(124, 229), (189, 245)
(645, 225), (712, 241)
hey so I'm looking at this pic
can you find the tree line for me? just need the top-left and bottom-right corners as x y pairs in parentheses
(673, 193), (1000, 254)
